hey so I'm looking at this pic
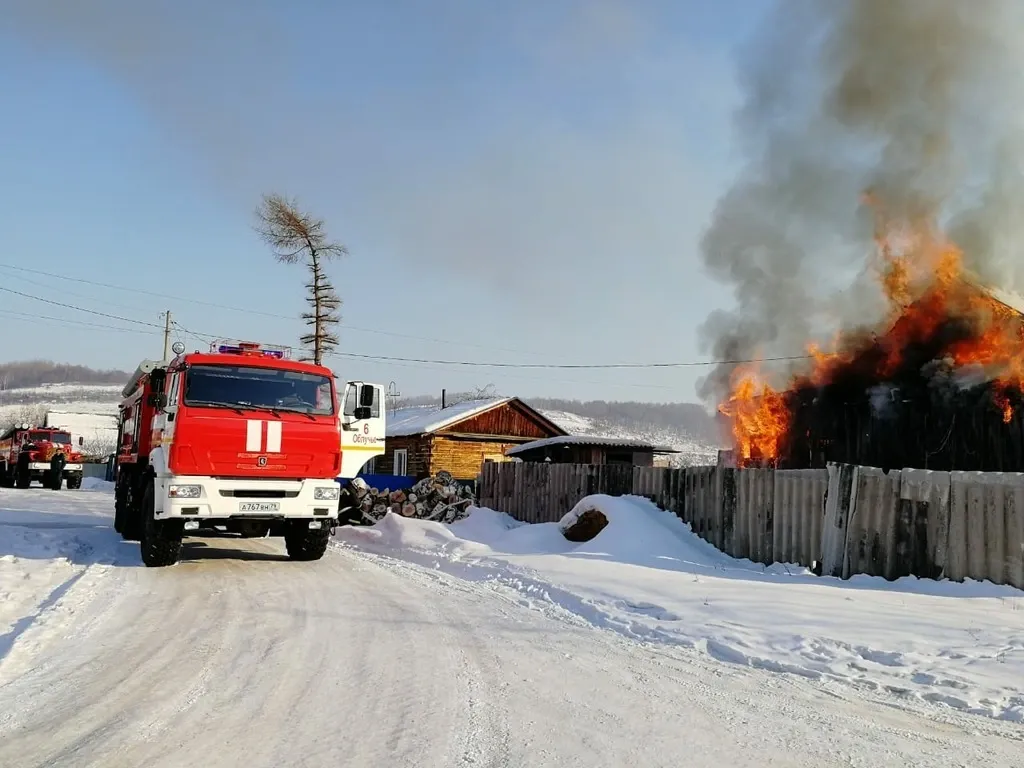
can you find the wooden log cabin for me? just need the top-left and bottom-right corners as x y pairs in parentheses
(372, 397), (568, 480)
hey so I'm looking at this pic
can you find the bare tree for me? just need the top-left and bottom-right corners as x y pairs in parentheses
(0, 405), (47, 433)
(78, 432), (118, 460)
(255, 193), (347, 365)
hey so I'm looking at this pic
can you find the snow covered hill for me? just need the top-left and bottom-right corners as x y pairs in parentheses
(0, 384), (723, 465)
(0, 384), (123, 433)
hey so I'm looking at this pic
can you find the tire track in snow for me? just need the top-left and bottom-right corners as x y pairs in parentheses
(0, 534), (482, 768)
(4, 489), (1024, 767)
(0, 567), (89, 665)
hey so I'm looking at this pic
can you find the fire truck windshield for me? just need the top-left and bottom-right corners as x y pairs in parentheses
(29, 431), (70, 444)
(183, 364), (335, 416)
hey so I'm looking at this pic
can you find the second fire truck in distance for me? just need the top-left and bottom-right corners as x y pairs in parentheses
(0, 424), (84, 490)
(115, 340), (386, 567)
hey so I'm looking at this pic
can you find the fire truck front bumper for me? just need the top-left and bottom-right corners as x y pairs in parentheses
(27, 462), (83, 473)
(156, 476), (341, 522)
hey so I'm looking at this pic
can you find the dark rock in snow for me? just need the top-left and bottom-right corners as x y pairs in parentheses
(561, 508), (608, 542)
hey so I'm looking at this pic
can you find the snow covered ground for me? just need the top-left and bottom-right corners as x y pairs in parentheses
(2, 486), (1022, 767)
(338, 495), (1024, 724)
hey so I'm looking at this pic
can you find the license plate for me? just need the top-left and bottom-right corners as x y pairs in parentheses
(238, 501), (281, 513)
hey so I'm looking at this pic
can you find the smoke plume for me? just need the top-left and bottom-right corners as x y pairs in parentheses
(698, 0), (1024, 405)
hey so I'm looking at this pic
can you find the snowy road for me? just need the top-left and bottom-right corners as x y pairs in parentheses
(1, 488), (1022, 767)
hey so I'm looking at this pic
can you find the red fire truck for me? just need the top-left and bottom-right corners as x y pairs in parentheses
(0, 424), (84, 490)
(114, 340), (385, 567)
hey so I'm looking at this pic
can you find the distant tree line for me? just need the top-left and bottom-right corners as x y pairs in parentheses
(0, 361), (130, 391)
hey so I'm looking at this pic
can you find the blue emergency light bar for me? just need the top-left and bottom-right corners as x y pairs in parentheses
(211, 340), (291, 359)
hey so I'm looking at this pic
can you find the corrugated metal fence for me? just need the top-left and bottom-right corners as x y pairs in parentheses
(477, 461), (1024, 589)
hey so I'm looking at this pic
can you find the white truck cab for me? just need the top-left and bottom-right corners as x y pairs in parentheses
(339, 381), (386, 479)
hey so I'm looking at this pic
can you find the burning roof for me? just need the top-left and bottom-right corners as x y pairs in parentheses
(718, 227), (1024, 471)
(693, 0), (1024, 473)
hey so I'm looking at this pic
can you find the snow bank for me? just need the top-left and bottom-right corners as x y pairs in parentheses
(337, 494), (1024, 724)
(80, 477), (114, 492)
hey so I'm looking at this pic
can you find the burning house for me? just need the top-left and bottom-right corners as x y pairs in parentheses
(695, 1), (1024, 477)
(719, 251), (1024, 473)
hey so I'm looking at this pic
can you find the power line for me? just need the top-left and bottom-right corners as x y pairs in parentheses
(328, 351), (811, 369)
(174, 321), (808, 370)
(170, 322), (685, 391)
(0, 286), (165, 328)
(7, 284), (812, 372)
(0, 266), (156, 316)
(0, 262), (551, 358)
(0, 308), (156, 335)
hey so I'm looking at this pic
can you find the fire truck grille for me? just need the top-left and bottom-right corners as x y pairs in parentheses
(218, 489), (300, 499)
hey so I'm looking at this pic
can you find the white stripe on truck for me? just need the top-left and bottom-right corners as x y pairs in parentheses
(246, 419), (262, 452)
(266, 421), (282, 453)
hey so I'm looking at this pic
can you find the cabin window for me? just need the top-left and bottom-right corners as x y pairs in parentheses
(393, 449), (408, 476)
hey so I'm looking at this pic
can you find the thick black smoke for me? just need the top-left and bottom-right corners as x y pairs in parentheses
(698, 0), (1024, 405)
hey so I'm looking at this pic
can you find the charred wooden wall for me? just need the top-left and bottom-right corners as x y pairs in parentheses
(779, 382), (1024, 473)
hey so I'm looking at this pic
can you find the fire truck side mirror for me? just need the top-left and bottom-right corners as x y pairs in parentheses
(359, 384), (375, 407)
(147, 368), (168, 410)
(78, 436), (84, 446)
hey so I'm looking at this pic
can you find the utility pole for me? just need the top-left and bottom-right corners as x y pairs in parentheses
(386, 381), (401, 416)
(162, 310), (173, 360)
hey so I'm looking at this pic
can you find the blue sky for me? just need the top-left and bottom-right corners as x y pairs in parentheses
(0, 0), (771, 404)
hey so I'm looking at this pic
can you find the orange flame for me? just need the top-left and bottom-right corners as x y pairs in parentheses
(717, 371), (790, 462)
(718, 200), (1024, 460)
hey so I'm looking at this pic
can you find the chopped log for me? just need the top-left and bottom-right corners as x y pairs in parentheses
(343, 471), (477, 525)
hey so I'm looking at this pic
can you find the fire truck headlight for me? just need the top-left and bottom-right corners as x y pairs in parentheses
(168, 484), (202, 499)
(314, 486), (340, 501)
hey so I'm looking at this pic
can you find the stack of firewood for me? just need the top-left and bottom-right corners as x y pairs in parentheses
(345, 470), (475, 525)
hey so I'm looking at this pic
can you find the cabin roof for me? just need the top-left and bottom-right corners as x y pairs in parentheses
(506, 435), (679, 456)
(386, 397), (566, 438)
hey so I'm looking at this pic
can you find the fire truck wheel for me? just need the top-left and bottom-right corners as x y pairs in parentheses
(284, 523), (331, 562)
(120, 482), (143, 542)
(140, 480), (182, 568)
(114, 479), (128, 534)
(0, 464), (12, 488)
(66, 474), (82, 490)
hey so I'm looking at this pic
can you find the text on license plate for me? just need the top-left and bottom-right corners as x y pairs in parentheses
(238, 501), (281, 513)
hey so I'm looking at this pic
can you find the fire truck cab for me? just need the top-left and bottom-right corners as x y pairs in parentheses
(0, 424), (84, 490)
(114, 340), (386, 567)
